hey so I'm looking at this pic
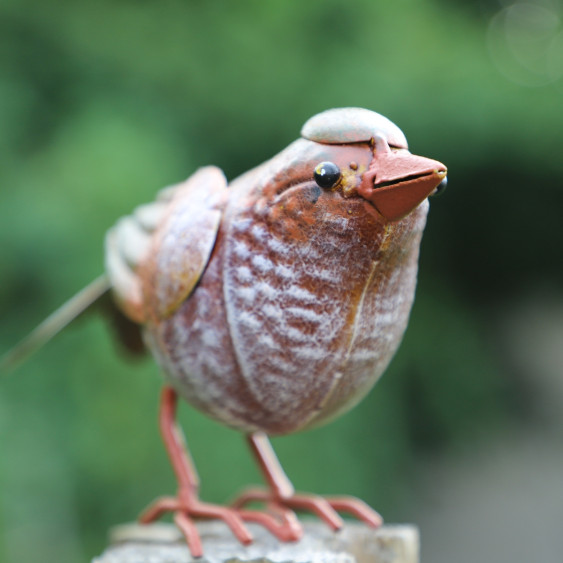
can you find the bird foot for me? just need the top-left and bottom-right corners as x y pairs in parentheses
(231, 487), (383, 532)
(139, 489), (303, 558)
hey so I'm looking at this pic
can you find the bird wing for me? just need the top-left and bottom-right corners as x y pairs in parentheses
(105, 180), (175, 323)
(1, 166), (228, 373)
(127, 166), (228, 322)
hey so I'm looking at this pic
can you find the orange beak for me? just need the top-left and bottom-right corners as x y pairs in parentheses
(358, 135), (447, 222)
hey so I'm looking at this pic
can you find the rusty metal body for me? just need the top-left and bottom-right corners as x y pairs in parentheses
(99, 107), (447, 555)
(145, 147), (427, 436)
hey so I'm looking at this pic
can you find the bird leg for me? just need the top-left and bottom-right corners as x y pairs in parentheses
(231, 432), (383, 532)
(139, 387), (301, 557)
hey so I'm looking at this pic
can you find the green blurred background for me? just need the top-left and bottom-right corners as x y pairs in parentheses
(1, 0), (562, 561)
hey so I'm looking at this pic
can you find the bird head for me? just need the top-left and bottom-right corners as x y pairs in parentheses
(299, 107), (447, 223)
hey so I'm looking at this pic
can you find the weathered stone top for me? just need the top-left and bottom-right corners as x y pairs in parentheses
(93, 521), (419, 563)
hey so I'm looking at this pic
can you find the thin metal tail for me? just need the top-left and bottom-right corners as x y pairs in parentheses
(1, 275), (111, 374)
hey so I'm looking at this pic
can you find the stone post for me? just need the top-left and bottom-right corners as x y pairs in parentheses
(94, 521), (419, 563)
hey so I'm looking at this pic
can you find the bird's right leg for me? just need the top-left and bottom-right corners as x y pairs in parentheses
(232, 432), (382, 532)
(139, 387), (300, 557)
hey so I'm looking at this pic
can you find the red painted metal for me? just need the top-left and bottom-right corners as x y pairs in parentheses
(105, 107), (447, 554)
(140, 387), (382, 556)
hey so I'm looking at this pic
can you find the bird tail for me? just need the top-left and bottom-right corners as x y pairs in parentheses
(1, 178), (183, 374)
(1, 275), (114, 373)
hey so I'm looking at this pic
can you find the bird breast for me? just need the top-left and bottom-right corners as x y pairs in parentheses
(144, 174), (428, 436)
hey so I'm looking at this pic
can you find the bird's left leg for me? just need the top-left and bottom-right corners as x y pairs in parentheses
(232, 432), (383, 531)
(138, 387), (301, 556)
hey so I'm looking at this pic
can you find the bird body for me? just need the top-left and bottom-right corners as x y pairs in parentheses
(105, 109), (444, 437)
(145, 165), (427, 436)
(5, 108), (447, 556)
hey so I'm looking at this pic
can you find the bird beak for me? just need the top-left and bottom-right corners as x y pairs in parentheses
(357, 135), (447, 222)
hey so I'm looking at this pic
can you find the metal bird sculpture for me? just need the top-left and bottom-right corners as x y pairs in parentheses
(3, 107), (447, 557)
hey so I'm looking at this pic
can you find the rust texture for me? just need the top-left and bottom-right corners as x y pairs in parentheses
(103, 107), (447, 556)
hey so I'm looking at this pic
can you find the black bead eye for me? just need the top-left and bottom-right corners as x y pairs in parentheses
(431, 176), (447, 197)
(314, 161), (341, 189)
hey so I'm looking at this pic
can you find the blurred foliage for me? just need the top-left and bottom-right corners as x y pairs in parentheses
(1, 0), (562, 561)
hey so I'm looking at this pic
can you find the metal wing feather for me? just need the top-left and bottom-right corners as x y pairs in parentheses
(138, 166), (228, 322)
(2, 166), (227, 372)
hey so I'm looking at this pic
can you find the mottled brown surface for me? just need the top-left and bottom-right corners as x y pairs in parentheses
(143, 140), (430, 434)
(105, 108), (446, 435)
(98, 108), (446, 554)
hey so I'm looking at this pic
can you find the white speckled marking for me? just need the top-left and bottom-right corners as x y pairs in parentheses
(235, 266), (253, 283)
(267, 235), (290, 255)
(293, 346), (328, 361)
(284, 325), (311, 343)
(274, 263), (295, 279)
(251, 254), (275, 273)
(238, 311), (262, 330)
(236, 286), (258, 302)
(233, 240), (251, 259)
(284, 306), (327, 323)
(262, 303), (282, 321)
(251, 224), (268, 242)
(232, 217), (252, 232)
(285, 285), (317, 303)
